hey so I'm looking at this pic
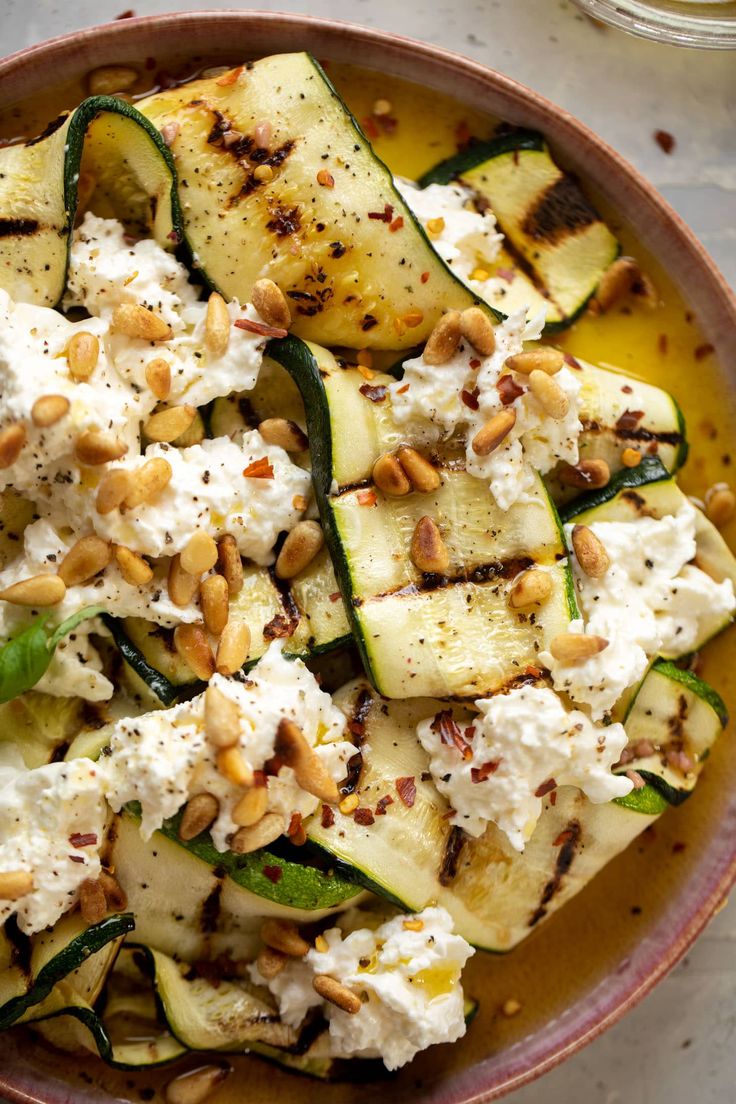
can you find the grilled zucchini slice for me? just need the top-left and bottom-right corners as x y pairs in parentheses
(0, 96), (178, 307)
(138, 53), (489, 350)
(419, 128), (619, 330)
(268, 336), (575, 699)
(307, 680), (666, 951)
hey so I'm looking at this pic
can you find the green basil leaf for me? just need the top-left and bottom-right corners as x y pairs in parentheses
(0, 605), (104, 704)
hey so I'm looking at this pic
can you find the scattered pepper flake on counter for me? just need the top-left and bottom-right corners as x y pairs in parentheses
(653, 129), (676, 154)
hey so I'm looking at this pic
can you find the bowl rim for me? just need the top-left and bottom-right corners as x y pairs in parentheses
(0, 10), (734, 1104)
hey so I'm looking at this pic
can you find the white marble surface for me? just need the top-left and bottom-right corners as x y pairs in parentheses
(1, 2), (735, 1101)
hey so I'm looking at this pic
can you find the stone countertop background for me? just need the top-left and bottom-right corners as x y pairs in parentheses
(2, 1), (735, 1100)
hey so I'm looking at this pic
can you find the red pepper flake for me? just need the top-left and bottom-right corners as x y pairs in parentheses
(694, 343), (715, 361)
(252, 770), (267, 787)
(471, 761), (500, 784)
(375, 795), (394, 816)
(621, 384), (633, 394)
(461, 387), (480, 411)
(235, 317), (288, 339)
(357, 488), (377, 507)
(550, 790), (557, 806)
(359, 383), (387, 403)
(672, 841), (687, 854)
(553, 829), (574, 847)
(535, 778), (557, 798)
(563, 352), (582, 371)
(262, 865), (282, 884)
(454, 119), (472, 150)
(431, 709), (472, 760)
(216, 65), (244, 86)
(167, 229), (181, 243)
(243, 457), (274, 479)
(362, 115), (380, 140)
(658, 333), (669, 355)
(396, 776), (417, 807)
(420, 271), (430, 284)
(377, 115), (398, 136)
(321, 804), (335, 829)
(495, 266), (516, 284)
(615, 409), (645, 432)
(354, 807), (375, 826)
(469, 357), (481, 370)
(68, 855), (85, 863)
(329, 591), (342, 603)
(348, 717), (366, 738)
(389, 216), (404, 233)
(497, 374), (525, 405)
(287, 811), (306, 846)
(653, 129), (676, 154)
(368, 203), (394, 223)
(69, 832), (98, 849)
(396, 383), (410, 395)
(115, 8), (135, 17)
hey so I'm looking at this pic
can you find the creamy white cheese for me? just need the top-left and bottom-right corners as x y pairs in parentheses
(396, 179), (503, 280)
(389, 307), (581, 510)
(0, 745), (106, 934)
(251, 906), (473, 1070)
(417, 685), (632, 851)
(66, 215), (268, 407)
(51, 435), (310, 563)
(0, 518), (200, 702)
(103, 642), (353, 849)
(0, 288), (143, 498)
(540, 502), (736, 718)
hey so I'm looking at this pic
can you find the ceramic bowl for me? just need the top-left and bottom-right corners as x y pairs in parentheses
(0, 11), (734, 1104)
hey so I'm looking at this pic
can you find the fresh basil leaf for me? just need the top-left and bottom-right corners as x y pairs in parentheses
(0, 605), (104, 704)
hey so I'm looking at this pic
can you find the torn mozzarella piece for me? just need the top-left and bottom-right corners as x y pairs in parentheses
(417, 685), (632, 851)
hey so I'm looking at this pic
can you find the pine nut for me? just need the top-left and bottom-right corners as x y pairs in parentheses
(58, 535), (111, 586)
(178, 793), (219, 841)
(31, 395), (70, 428)
(67, 332), (100, 380)
(0, 870), (33, 900)
(595, 256), (642, 312)
(114, 545), (153, 587)
(123, 457), (172, 509)
(313, 975), (362, 1014)
(96, 468), (135, 514)
(508, 568), (553, 609)
(173, 622), (215, 680)
(0, 574), (66, 607)
(111, 303), (172, 342)
(216, 535), (244, 597)
(251, 279), (291, 329)
(231, 812), (283, 854)
(373, 97), (392, 116)
(261, 918), (310, 957)
(200, 292), (230, 358)
(621, 447), (642, 468)
(372, 453), (411, 497)
(168, 554), (199, 607)
(253, 164), (273, 183)
(204, 684), (241, 749)
(275, 521), (324, 580)
(471, 409), (517, 456)
(397, 446), (441, 493)
(79, 878), (107, 924)
(256, 947), (287, 979)
(98, 870), (127, 912)
(87, 65), (138, 96)
(571, 525), (610, 579)
(144, 405), (196, 443)
(423, 310), (462, 365)
(505, 347), (564, 375)
(145, 358), (171, 400)
(558, 458), (610, 490)
(529, 369), (569, 420)
(410, 516), (449, 574)
(258, 417), (308, 452)
(164, 1064), (230, 1104)
(275, 718), (340, 803)
(232, 786), (269, 827)
(705, 483), (735, 528)
(201, 574), (229, 637)
(549, 633), (609, 664)
(459, 306), (496, 355)
(215, 619), (251, 676)
(181, 530), (218, 576)
(75, 431), (128, 466)
(0, 424), (26, 468)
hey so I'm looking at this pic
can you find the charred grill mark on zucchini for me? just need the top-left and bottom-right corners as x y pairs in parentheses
(438, 826), (466, 886)
(522, 176), (597, 244)
(528, 819), (581, 927)
(0, 218), (40, 237)
(340, 686), (373, 796)
(367, 556), (536, 602)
